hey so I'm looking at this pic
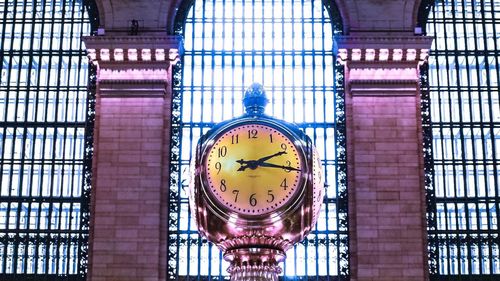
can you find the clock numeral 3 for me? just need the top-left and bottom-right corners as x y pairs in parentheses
(267, 190), (275, 203)
(218, 146), (227, 157)
(249, 193), (257, 206)
(248, 129), (258, 139)
(220, 179), (227, 192)
(232, 190), (239, 202)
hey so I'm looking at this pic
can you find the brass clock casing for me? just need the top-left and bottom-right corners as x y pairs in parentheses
(189, 84), (324, 280)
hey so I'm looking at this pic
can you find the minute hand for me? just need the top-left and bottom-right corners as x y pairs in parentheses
(256, 151), (287, 162)
(258, 161), (301, 171)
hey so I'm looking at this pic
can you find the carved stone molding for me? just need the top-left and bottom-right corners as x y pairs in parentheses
(82, 35), (182, 97)
(335, 35), (432, 64)
(334, 35), (433, 95)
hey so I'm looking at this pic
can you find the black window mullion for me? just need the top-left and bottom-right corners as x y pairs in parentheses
(422, 0), (500, 278)
(1, 0), (95, 278)
(170, 0), (346, 279)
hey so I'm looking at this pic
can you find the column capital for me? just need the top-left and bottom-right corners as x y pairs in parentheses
(82, 35), (182, 97)
(334, 35), (433, 96)
(334, 35), (433, 65)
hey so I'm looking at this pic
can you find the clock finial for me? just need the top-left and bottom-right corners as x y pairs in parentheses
(243, 83), (268, 115)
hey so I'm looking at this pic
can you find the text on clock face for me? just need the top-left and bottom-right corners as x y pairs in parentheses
(205, 124), (303, 215)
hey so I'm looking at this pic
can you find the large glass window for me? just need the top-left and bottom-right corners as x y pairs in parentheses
(0, 0), (97, 278)
(420, 0), (500, 278)
(168, 0), (348, 279)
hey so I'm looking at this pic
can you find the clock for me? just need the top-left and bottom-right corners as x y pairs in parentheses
(203, 122), (304, 216)
(190, 83), (324, 281)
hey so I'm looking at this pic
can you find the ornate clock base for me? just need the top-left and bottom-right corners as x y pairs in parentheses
(224, 248), (285, 281)
(229, 264), (281, 281)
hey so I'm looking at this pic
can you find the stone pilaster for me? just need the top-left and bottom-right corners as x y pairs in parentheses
(336, 35), (432, 281)
(82, 35), (181, 281)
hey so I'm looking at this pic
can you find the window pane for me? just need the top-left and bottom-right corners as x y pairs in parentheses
(423, 0), (500, 277)
(0, 0), (96, 277)
(168, 0), (348, 279)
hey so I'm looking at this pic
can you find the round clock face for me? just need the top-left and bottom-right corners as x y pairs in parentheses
(204, 123), (303, 215)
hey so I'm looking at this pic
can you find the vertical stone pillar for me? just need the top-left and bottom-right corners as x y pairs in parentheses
(82, 36), (180, 281)
(336, 35), (432, 281)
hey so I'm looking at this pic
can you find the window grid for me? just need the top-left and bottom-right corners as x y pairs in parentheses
(168, 0), (348, 280)
(420, 0), (500, 279)
(0, 0), (97, 279)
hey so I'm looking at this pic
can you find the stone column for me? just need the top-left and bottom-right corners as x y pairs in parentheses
(335, 35), (432, 281)
(82, 35), (180, 281)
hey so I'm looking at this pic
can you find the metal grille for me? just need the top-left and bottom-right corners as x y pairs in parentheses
(419, 0), (500, 279)
(0, 0), (97, 279)
(168, 0), (348, 280)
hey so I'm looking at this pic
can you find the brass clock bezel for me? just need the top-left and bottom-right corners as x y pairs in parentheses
(197, 117), (311, 224)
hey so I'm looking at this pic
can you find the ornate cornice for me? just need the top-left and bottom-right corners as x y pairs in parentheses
(334, 35), (433, 64)
(82, 35), (182, 65)
(334, 35), (433, 95)
(82, 35), (182, 97)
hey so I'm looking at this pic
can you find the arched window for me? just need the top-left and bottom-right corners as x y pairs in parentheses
(168, 0), (348, 279)
(0, 0), (98, 278)
(420, 0), (500, 278)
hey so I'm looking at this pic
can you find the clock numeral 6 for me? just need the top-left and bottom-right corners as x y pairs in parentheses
(249, 193), (257, 206)
(218, 146), (227, 157)
(267, 190), (275, 203)
(215, 162), (222, 174)
(232, 190), (239, 202)
(220, 179), (227, 192)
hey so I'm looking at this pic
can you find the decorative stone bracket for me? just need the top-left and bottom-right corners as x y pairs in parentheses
(82, 35), (182, 97)
(335, 35), (433, 96)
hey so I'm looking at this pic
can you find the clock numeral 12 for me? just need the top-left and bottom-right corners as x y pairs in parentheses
(248, 129), (258, 139)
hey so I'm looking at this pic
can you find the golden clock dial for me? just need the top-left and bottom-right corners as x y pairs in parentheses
(204, 123), (303, 215)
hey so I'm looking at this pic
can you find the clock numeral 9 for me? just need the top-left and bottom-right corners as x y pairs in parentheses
(267, 190), (275, 203)
(215, 162), (222, 174)
(248, 129), (258, 139)
(249, 193), (257, 206)
(220, 179), (227, 192)
(232, 190), (239, 202)
(218, 146), (227, 157)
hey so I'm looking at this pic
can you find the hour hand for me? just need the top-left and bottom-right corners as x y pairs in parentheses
(258, 162), (301, 171)
(236, 159), (257, 171)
